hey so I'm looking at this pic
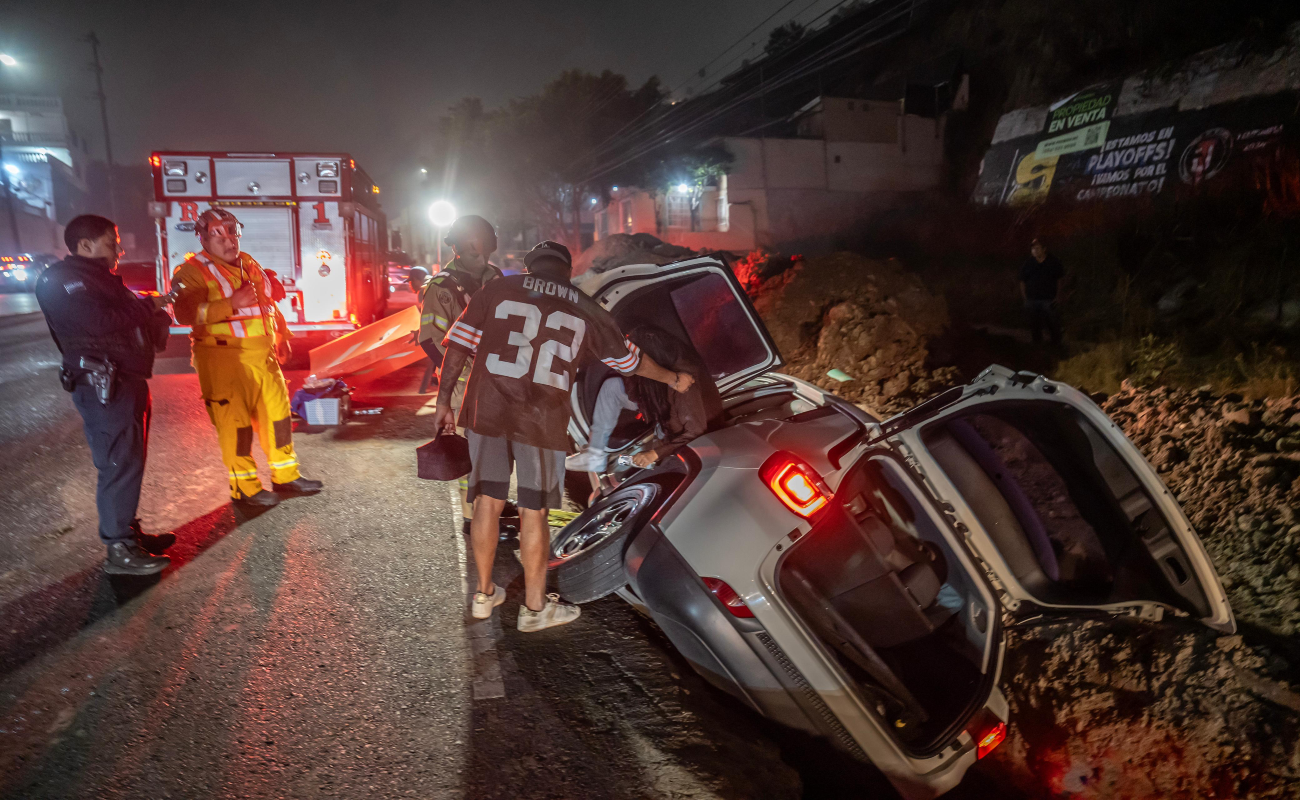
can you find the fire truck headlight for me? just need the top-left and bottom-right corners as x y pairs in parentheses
(318, 264), (331, 277)
(12, 268), (27, 281)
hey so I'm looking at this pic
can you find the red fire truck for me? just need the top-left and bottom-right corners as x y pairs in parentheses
(149, 151), (388, 339)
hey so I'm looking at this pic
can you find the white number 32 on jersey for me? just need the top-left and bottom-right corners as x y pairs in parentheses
(484, 300), (586, 390)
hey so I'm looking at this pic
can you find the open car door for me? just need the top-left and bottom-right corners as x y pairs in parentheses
(883, 365), (1234, 632)
(569, 257), (782, 440)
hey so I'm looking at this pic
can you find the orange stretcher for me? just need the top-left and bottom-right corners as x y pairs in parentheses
(307, 304), (424, 382)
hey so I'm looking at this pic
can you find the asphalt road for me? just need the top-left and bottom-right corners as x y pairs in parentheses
(0, 313), (1007, 799)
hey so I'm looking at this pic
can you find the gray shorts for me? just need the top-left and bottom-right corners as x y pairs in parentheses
(466, 430), (566, 511)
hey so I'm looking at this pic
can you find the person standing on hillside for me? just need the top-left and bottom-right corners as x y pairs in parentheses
(1020, 238), (1065, 345)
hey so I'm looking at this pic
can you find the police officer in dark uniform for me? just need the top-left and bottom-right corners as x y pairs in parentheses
(36, 215), (180, 576)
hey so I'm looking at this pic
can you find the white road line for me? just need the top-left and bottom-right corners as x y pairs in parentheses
(452, 484), (506, 700)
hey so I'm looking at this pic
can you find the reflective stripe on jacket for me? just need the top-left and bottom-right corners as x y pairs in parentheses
(187, 253), (275, 339)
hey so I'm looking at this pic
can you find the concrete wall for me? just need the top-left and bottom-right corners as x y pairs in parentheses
(719, 123), (945, 246)
(592, 115), (947, 252)
(797, 97), (901, 143)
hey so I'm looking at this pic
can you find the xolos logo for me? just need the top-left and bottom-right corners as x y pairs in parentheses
(1179, 129), (1233, 186)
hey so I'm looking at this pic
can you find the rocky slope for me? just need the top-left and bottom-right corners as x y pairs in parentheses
(748, 253), (961, 415)
(1101, 384), (1300, 636)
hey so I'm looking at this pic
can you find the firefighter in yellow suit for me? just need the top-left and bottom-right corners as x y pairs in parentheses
(172, 209), (323, 508)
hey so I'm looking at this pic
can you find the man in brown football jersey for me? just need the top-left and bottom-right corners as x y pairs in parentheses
(433, 240), (692, 631)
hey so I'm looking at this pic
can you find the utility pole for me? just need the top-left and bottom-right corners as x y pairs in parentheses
(84, 32), (117, 221)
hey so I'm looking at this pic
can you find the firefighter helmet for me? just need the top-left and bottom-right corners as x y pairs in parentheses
(195, 208), (243, 240)
(443, 215), (497, 254)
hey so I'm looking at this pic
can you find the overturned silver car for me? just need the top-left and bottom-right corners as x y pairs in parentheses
(550, 257), (1234, 798)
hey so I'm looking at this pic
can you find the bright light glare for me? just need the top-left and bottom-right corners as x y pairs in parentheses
(677, 183), (690, 193)
(589, 197), (598, 205)
(0, 54), (15, 67)
(428, 200), (457, 227)
(3, 164), (17, 175)
(419, 168), (428, 174)
(784, 472), (817, 503)
(12, 269), (27, 281)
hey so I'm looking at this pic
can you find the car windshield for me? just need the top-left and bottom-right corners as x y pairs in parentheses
(776, 455), (995, 754)
(919, 400), (1211, 616)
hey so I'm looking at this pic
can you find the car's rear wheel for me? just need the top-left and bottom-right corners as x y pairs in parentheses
(547, 483), (658, 604)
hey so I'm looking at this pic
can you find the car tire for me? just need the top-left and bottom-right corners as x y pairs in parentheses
(548, 482), (659, 604)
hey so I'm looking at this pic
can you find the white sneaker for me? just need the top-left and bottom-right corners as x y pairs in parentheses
(517, 593), (581, 632)
(470, 584), (506, 619)
(565, 448), (607, 472)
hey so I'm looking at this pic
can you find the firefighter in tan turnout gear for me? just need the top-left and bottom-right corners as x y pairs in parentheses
(172, 209), (323, 508)
(416, 215), (503, 530)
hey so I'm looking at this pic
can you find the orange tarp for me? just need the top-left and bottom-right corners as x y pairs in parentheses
(307, 304), (425, 382)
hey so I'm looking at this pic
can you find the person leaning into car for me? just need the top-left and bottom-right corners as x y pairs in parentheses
(432, 240), (692, 632)
(35, 215), (179, 577)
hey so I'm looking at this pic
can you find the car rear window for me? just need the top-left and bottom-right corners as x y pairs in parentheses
(670, 273), (770, 382)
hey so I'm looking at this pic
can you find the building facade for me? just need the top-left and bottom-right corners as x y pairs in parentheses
(0, 93), (92, 255)
(593, 91), (961, 253)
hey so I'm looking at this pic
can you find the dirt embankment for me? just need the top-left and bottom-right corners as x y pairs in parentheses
(749, 253), (961, 415)
(1102, 384), (1300, 635)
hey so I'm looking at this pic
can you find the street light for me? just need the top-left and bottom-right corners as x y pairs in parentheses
(428, 200), (456, 266)
(0, 54), (16, 67)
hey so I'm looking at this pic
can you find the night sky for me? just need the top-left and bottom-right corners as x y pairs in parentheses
(0, 0), (820, 209)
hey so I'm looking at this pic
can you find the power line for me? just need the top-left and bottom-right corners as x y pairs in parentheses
(574, 0), (914, 184)
(568, 0), (817, 173)
(585, 0), (910, 180)
(578, 0), (912, 182)
(672, 0), (829, 100)
(672, 0), (804, 96)
(574, 0), (863, 172)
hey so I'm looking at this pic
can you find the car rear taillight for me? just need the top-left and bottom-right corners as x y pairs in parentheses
(759, 453), (829, 517)
(701, 577), (754, 618)
(976, 721), (1006, 759)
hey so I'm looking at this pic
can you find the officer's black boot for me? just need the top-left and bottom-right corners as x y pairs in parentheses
(104, 542), (170, 576)
(130, 519), (175, 555)
(272, 477), (324, 497)
(235, 489), (281, 508)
